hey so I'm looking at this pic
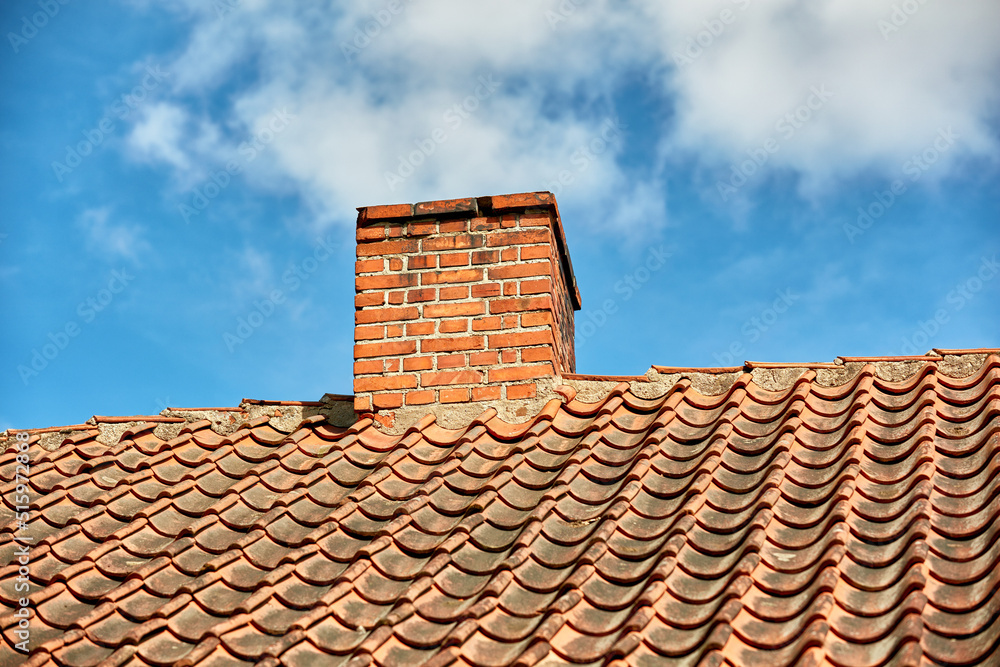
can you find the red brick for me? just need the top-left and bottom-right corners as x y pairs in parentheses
(356, 238), (419, 257)
(519, 212), (552, 227)
(522, 347), (553, 363)
(422, 234), (485, 252)
(407, 221), (437, 236)
(422, 370), (482, 387)
(406, 390), (435, 405)
(488, 263), (549, 280)
(355, 326), (383, 341)
(387, 291), (405, 305)
(503, 282), (517, 296)
(403, 356), (434, 371)
(355, 293), (384, 308)
(389, 258), (403, 271)
(385, 358), (400, 372)
(489, 364), (553, 382)
(354, 340), (417, 358)
(489, 330), (551, 348)
(520, 278), (551, 295)
(501, 214), (517, 228)
(424, 302), (485, 318)
(384, 223), (405, 238)
(487, 229), (548, 247)
(439, 219), (469, 233)
(372, 393), (404, 410)
(355, 307), (419, 324)
(371, 412), (395, 428)
(520, 246), (550, 260)
(521, 312), (551, 327)
(421, 268), (484, 285)
(421, 336), (483, 353)
(507, 383), (537, 399)
(406, 322), (435, 336)
(471, 217), (501, 231)
(408, 255), (436, 270)
(407, 288), (436, 303)
(354, 359), (384, 375)
(489, 296), (552, 314)
(354, 396), (371, 412)
(470, 351), (498, 366)
(356, 273), (418, 291)
(415, 198), (477, 216)
(439, 286), (469, 300)
(439, 253), (470, 268)
(363, 203), (413, 220)
(440, 387), (471, 403)
(501, 247), (518, 262)
(354, 375), (417, 392)
(471, 283), (502, 298)
(386, 324), (404, 338)
(489, 192), (554, 210)
(439, 319), (469, 334)
(472, 316), (502, 331)
(436, 354), (465, 369)
(356, 226), (386, 242)
(472, 386), (502, 401)
(471, 250), (500, 265)
(355, 259), (384, 273)
(501, 349), (517, 363)
(502, 315), (518, 329)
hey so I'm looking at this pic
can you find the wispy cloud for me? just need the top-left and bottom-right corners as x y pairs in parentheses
(78, 207), (150, 263)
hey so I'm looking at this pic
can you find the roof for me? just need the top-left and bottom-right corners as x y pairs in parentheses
(2, 351), (999, 666)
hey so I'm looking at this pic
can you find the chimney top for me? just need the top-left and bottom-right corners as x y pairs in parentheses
(352, 191), (582, 432)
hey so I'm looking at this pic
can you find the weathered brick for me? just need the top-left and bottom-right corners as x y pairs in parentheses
(440, 387), (471, 403)
(355, 259), (384, 273)
(488, 263), (549, 280)
(356, 273), (418, 291)
(519, 212), (552, 227)
(489, 330), (551, 348)
(384, 223), (405, 238)
(439, 286), (469, 301)
(472, 386), (502, 401)
(355, 306), (420, 324)
(406, 322), (435, 336)
(363, 203), (413, 220)
(489, 296), (552, 314)
(489, 192), (554, 210)
(354, 374), (418, 392)
(385, 358), (400, 372)
(355, 293), (384, 308)
(408, 255), (436, 270)
(471, 217), (501, 232)
(354, 359), (384, 375)
(403, 355), (434, 371)
(487, 229), (548, 247)
(501, 349), (518, 364)
(356, 238), (419, 257)
(472, 316), (502, 331)
(373, 393), (404, 409)
(502, 315), (518, 329)
(471, 250), (500, 265)
(421, 268), (484, 285)
(407, 288), (436, 303)
(355, 325), (383, 341)
(520, 246), (550, 261)
(356, 226), (386, 242)
(354, 340), (417, 358)
(422, 370), (482, 387)
(471, 283), (502, 298)
(489, 364), (553, 382)
(439, 219), (469, 233)
(422, 234), (485, 252)
(439, 253), (470, 268)
(470, 351), (498, 366)
(436, 354), (465, 369)
(406, 390), (435, 405)
(439, 319), (469, 334)
(503, 283), (517, 296)
(424, 302), (485, 318)
(507, 383), (537, 399)
(389, 258), (403, 271)
(522, 347), (553, 363)
(520, 312), (552, 327)
(387, 291), (405, 305)
(354, 396), (371, 412)
(386, 324), (404, 338)
(407, 221), (437, 236)
(421, 336), (484, 353)
(520, 278), (551, 295)
(500, 247), (518, 262)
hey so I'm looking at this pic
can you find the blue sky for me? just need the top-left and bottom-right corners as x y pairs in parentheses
(2, 0), (998, 431)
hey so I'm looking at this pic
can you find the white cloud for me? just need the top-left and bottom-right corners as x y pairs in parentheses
(78, 207), (150, 263)
(124, 0), (1000, 233)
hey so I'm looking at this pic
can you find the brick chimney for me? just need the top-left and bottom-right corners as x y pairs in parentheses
(353, 191), (581, 429)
